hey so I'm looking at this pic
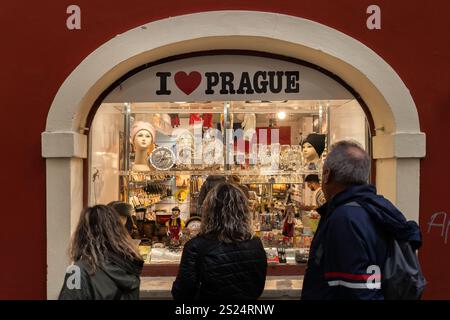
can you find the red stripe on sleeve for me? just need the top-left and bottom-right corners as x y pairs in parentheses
(325, 272), (381, 281)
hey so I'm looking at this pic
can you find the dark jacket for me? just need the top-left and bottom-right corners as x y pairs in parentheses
(302, 184), (422, 300)
(172, 235), (267, 300)
(58, 255), (143, 300)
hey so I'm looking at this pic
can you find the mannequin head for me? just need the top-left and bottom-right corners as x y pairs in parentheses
(134, 130), (152, 151)
(130, 121), (156, 170)
(302, 142), (319, 162)
(302, 134), (326, 163)
(130, 121), (156, 151)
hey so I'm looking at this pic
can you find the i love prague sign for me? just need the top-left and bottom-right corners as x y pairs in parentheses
(104, 55), (352, 103)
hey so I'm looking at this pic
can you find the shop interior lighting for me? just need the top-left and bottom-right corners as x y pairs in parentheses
(277, 111), (287, 120)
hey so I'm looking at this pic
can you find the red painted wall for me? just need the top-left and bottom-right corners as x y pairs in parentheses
(1, 0), (449, 299)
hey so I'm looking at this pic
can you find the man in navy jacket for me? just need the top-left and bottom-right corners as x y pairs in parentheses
(301, 140), (422, 300)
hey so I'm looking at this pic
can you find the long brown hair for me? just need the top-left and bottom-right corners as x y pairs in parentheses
(200, 182), (253, 243)
(69, 205), (143, 272)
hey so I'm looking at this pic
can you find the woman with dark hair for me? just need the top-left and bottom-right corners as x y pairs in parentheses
(172, 182), (267, 301)
(228, 175), (250, 198)
(58, 205), (144, 300)
(197, 175), (226, 210)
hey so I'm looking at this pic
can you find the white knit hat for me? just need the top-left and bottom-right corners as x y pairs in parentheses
(130, 121), (156, 144)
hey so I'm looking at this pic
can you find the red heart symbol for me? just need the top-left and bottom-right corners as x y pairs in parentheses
(174, 71), (201, 95)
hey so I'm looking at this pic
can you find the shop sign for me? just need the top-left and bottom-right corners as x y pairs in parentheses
(104, 55), (352, 102)
(155, 70), (300, 96)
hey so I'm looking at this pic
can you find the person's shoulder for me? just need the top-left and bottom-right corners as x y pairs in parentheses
(249, 236), (263, 246)
(184, 235), (210, 251)
(72, 260), (98, 279)
(330, 202), (369, 225)
(244, 237), (267, 259)
(61, 261), (92, 284)
(238, 236), (265, 251)
(71, 260), (88, 272)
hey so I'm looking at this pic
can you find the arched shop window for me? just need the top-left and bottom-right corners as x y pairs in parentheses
(89, 53), (370, 267)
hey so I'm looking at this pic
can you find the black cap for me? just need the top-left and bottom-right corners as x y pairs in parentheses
(302, 133), (326, 157)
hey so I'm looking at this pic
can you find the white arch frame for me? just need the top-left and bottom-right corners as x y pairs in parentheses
(42, 11), (425, 299)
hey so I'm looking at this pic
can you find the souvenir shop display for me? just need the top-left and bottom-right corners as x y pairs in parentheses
(115, 101), (328, 266)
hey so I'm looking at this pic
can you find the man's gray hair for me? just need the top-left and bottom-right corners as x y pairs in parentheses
(324, 140), (370, 185)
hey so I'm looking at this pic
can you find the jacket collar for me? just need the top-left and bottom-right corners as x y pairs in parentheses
(317, 184), (376, 218)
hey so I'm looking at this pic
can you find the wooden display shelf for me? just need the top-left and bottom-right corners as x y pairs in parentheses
(141, 262), (306, 277)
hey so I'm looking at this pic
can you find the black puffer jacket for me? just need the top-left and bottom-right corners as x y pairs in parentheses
(172, 235), (267, 301)
(58, 256), (143, 300)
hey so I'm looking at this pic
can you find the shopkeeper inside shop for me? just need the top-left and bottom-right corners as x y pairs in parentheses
(297, 174), (326, 212)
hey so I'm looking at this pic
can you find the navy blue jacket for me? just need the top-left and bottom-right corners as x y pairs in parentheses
(301, 184), (422, 300)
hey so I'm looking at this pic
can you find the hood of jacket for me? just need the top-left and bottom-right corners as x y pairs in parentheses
(99, 254), (143, 292)
(323, 184), (422, 250)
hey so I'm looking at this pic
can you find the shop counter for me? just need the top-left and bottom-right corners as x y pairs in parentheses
(141, 262), (306, 277)
(140, 246), (308, 277)
(140, 276), (303, 300)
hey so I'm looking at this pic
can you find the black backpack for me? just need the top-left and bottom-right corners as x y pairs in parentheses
(382, 238), (426, 300)
(346, 201), (426, 299)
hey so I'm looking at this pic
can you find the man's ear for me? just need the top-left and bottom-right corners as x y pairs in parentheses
(322, 168), (331, 185)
